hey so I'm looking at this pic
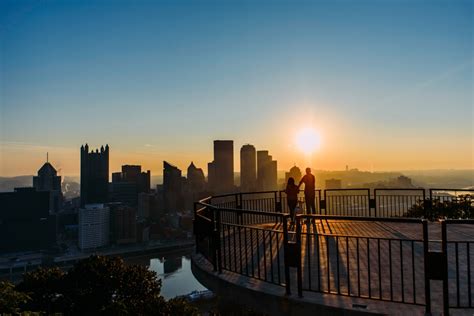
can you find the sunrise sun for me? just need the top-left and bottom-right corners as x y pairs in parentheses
(295, 127), (321, 155)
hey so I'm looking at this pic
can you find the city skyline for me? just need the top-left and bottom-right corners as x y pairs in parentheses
(1, 0), (473, 176)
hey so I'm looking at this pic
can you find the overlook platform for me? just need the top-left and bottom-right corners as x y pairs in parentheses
(192, 189), (474, 315)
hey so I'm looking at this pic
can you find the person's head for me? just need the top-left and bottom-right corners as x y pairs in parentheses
(287, 177), (295, 186)
(306, 167), (311, 175)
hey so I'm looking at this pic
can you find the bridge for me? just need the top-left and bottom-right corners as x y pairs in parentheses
(192, 189), (473, 315)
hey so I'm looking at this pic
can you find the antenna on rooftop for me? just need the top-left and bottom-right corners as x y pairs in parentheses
(47, 152), (49, 163)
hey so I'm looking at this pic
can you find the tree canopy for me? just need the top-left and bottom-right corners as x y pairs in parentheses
(5, 255), (199, 315)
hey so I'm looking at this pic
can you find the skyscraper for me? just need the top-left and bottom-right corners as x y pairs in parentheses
(163, 161), (183, 213)
(208, 140), (234, 193)
(0, 188), (56, 252)
(80, 144), (109, 207)
(110, 165), (151, 206)
(120, 165), (151, 194)
(257, 150), (278, 191)
(187, 162), (206, 192)
(240, 144), (256, 191)
(33, 158), (63, 212)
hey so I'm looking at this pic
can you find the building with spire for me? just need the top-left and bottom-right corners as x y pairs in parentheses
(33, 155), (63, 212)
(80, 144), (109, 207)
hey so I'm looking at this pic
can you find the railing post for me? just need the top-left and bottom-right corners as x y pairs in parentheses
(210, 207), (218, 272)
(423, 220), (431, 314)
(236, 193), (243, 225)
(275, 191), (282, 213)
(441, 220), (449, 316)
(371, 189), (377, 217)
(194, 202), (199, 254)
(317, 190), (322, 214)
(215, 208), (222, 273)
(283, 216), (291, 295)
(323, 190), (327, 215)
(296, 217), (303, 297)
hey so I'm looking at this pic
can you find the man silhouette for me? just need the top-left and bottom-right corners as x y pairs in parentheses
(298, 167), (316, 214)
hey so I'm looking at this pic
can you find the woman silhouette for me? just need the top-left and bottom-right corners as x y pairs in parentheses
(285, 177), (299, 224)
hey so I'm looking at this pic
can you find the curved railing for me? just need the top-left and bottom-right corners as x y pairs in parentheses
(193, 188), (474, 314)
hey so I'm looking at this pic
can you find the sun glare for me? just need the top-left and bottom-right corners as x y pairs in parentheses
(295, 127), (321, 155)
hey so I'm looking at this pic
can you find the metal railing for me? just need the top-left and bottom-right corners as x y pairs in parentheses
(298, 215), (426, 306)
(194, 189), (474, 314)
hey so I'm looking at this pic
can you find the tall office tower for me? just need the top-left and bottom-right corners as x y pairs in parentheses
(110, 165), (151, 206)
(240, 144), (256, 192)
(80, 144), (109, 207)
(269, 160), (278, 190)
(207, 161), (216, 191)
(78, 203), (110, 250)
(208, 140), (234, 193)
(0, 188), (56, 252)
(121, 165), (151, 193)
(33, 158), (63, 212)
(110, 204), (137, 245)
(187, 162), (206, 192)
(257, 150), (278, 191)
(163, 161), (183, 213)
(257, 150), (270, 190)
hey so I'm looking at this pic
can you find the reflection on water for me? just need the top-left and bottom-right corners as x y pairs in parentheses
(149, 254), (207, 300)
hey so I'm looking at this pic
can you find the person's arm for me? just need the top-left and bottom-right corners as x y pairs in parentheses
(298, 175), (305, 189)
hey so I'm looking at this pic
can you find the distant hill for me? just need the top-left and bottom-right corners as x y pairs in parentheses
(0, 175), (34, 192)
(400, 169), (474, 189)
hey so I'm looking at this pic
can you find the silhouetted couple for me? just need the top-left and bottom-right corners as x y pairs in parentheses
(285, 168), (316, 223)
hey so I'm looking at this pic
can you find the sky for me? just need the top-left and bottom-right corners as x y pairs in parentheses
(0, 0), (472, 177)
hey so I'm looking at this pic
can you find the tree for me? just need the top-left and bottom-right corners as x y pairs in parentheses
(17, 267), (65, 313)
(63, 255), (163, 314)
(0, 281), (30, 314)
(405, 194), (473, 220)
(16, 255), (199, 315)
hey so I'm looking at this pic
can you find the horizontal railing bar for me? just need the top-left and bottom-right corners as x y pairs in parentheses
(221, 222), (285, 234)
(297, 214), (424, 223)
(374, 188), (426, 192)
(325, 188), (370, 192)
(198, 196), (213, 203)
(301, 231), (423, 242)
(443, 219), (474, 224)
(216, 207), (288, 217)
(430, 188), (474, 192)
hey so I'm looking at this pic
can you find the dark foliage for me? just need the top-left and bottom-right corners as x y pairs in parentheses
(405, 194), (473, 220)
(0, 280), (31, 314)
(14, 255), (199, 315)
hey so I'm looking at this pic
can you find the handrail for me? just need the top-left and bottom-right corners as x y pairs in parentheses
(297, 214), (425, 223)
(214, 206), (287, 217)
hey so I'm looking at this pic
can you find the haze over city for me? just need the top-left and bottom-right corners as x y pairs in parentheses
(1, 0), (472, 177)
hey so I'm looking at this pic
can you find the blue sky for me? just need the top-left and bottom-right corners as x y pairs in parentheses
(0, 0), (472, 176)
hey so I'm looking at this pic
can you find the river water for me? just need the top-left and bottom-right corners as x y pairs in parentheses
(125, 249), (208, 300)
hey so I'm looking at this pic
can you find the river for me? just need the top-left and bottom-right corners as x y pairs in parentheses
(125, 248), (208, 300)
